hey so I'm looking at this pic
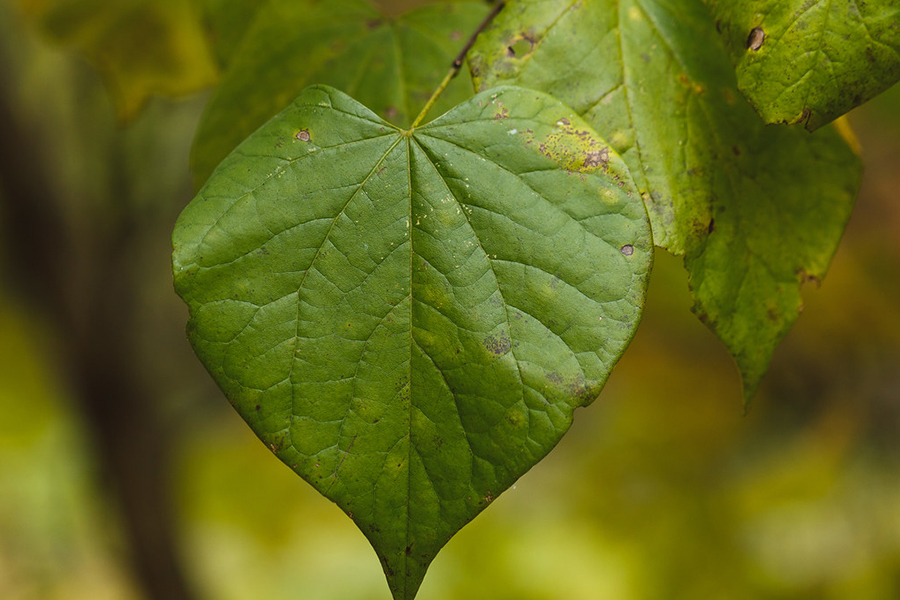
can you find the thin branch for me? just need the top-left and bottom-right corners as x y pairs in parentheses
(411, 1), (505, 128)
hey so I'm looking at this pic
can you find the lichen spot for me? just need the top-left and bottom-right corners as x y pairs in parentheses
(296, 129), (310, 142)
(620, 244), (634, 256)
(747, 27), (765, 51)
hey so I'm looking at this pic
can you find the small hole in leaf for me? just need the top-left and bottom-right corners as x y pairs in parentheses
(620, 244), (634, 256)
(747, 27), (765, 51)
(508, 38), (534, 58)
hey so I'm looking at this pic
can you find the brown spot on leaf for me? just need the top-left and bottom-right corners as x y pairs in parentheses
(747, 27), (765, 51)
(797, 268), (822, 287)
(296, 129), (310, 142)
(583, 147), (609, 168)
(707, 218), (715, 234)
(620, 244), (634, 256)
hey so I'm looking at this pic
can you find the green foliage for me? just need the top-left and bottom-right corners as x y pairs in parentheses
(190, 0), (490, 185)
(707, 0), (900, 129)
(5, 0), (900, 598)
(469, 0), (861, 401)
(173, 84), (651, 599)
(20, 0), (218, 120)
(24, 0), (881, 596)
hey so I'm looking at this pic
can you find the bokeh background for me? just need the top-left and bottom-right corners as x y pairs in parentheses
(1, 1), (899, 599)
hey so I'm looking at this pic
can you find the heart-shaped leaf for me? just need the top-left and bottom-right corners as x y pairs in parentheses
(706, 0), (900, 129)
(173, 85), (651, 599)
(470, 0), (861, 402)
(190, 0), (491, 185)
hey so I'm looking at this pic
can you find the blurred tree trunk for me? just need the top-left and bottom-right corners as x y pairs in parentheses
(0, 71), (197, 600)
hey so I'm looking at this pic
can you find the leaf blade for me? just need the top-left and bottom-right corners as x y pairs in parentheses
(470, 0), (862, 402)
(174, 84), (651, 598)
(706, 0), (900, 129)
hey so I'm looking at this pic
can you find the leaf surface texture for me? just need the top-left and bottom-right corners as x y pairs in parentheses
(470, 0), (862, 401)
(173, 85), (651, 598)
(706, 0), (900, 128)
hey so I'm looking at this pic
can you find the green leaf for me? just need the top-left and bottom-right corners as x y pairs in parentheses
(173, 85), (651, 599)
(706, 0), (900, 129)
(197, 0), (264, 67)
(469, 0), (862, 402)
(190, 0), (491, 186)
(21, 0), (219, 120)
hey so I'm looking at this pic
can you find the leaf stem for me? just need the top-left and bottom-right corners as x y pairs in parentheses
(410, 1), (505, 129)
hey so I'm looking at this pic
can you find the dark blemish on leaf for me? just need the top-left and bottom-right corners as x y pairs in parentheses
(366, 19), (382, 30)
(732, 145), (741, 156)
(707, 218), (715, 234)
(483, 331), (511, 356)
(797, 268), (821, 287)
(620, 244), (634, 256)
(296, 129), (310, 142)
(269, 443), (277, 453)
(255, 404), (261, 411)
(747, 27), (765, 51)
(584, 148), (609, 167)
(450, 30), (462, 40)
(559, 117), (570, 126)
(405, 545), (412, 556)
(485, 491), (493, 503)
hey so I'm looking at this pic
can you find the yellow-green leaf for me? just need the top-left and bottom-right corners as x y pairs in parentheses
(469, 0), (862, 403)
(21, 0), (219, 120)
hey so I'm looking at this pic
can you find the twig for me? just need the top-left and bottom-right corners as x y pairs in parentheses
(410, 1), (505, 128)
